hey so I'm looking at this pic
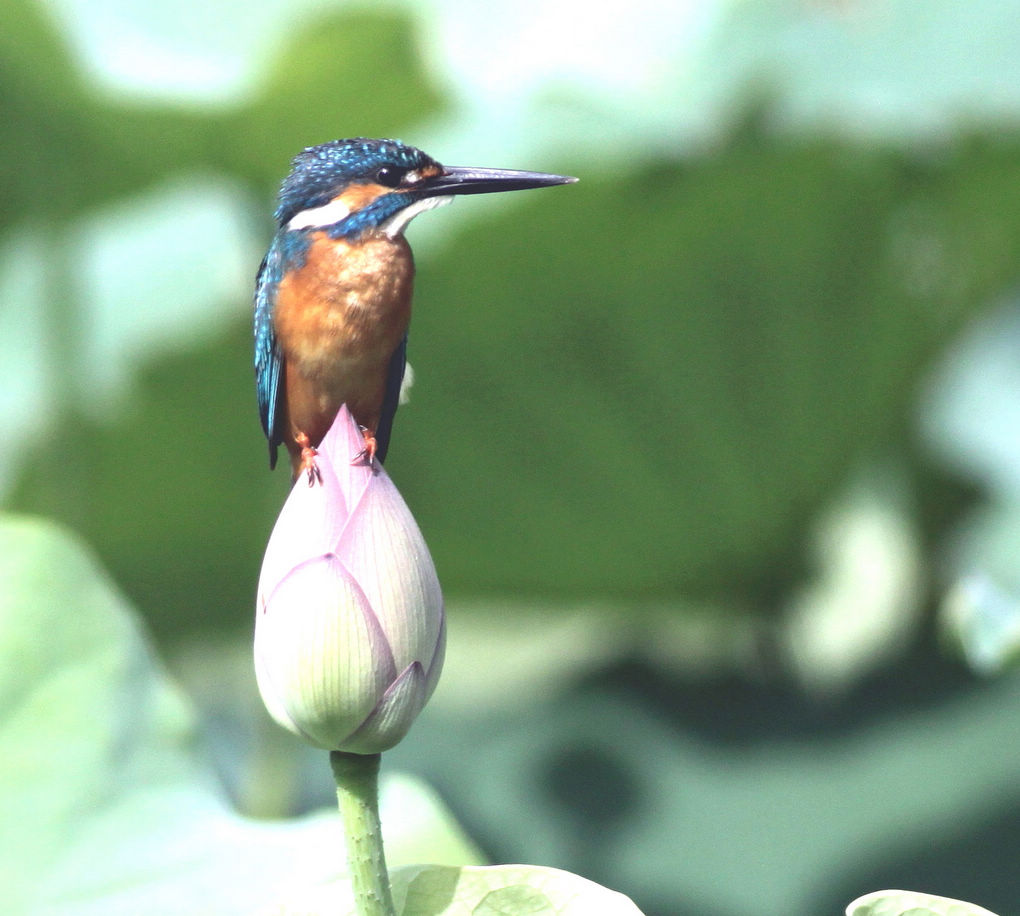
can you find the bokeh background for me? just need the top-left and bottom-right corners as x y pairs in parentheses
(5, 0), (1020, 913)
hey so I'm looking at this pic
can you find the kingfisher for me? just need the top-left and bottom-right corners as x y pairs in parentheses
(254, 137), (576, 483)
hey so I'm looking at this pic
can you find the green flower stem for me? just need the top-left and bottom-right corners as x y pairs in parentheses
(330, 751), (397, 916)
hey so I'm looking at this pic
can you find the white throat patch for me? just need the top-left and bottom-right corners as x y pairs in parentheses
(287, 198), (352, 231)
(381, 195), (453, 238)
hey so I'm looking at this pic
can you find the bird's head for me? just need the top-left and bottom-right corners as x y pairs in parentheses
(275, 137), (576, 239)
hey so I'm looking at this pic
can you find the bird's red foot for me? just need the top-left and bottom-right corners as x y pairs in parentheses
(352, 428), (379, 471)
(295, 432), (322, 486)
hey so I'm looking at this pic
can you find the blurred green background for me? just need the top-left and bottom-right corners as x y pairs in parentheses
(6, 0), (1020, 913)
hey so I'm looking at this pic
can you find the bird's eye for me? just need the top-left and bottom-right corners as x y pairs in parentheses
(375, 166), (405, 187)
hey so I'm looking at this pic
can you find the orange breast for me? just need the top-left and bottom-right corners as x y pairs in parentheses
(273, 231), (415, 453)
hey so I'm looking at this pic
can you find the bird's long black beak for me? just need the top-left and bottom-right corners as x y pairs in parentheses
(422, 166), (577, 198)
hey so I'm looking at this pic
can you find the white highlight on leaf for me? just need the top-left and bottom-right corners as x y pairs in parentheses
(381, 195), (452, 238)
(286, 198), (352, 231)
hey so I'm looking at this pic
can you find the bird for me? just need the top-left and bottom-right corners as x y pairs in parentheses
(254, 137), (577, 484)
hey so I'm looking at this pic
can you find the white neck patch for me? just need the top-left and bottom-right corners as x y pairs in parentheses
(380, 195), (453, 238)
(287, 197), (352, 231)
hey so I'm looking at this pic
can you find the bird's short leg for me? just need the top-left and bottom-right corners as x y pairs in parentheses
(352, 427), (378, 471)
(295, 432), (322, 486)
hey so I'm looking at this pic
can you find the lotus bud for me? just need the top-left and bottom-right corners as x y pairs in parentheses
(255, 406), (446, 754)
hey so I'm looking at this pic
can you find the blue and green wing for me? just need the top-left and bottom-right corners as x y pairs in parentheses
(254, 240), (284, 469)
(375, 335), (407, 464)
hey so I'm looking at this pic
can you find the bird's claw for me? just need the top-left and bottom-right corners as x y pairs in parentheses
(303, 457), (323, 487)
(295, 432), (322, 486)
(352, 428), (379, 472)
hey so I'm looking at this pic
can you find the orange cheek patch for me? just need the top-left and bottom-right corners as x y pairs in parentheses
(338, 183), (391, 211)
(335, 168), (443, 212)
(412, 164), (443, 182)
